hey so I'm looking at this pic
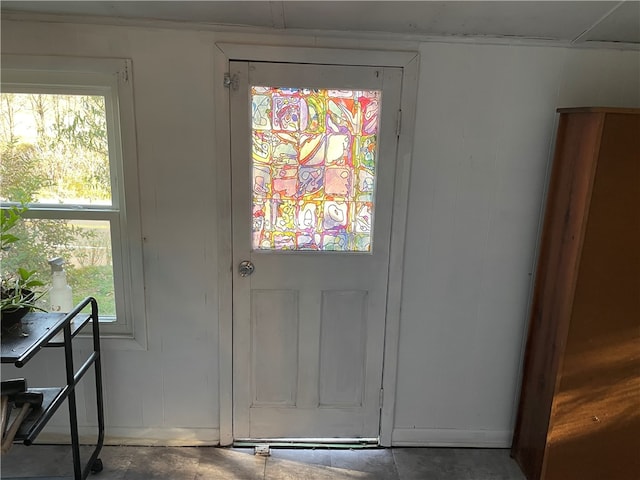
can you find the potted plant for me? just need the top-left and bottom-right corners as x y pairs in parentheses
(1, 205), (46, 328)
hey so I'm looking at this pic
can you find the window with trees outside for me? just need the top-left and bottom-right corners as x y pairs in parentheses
(1, 57), (145, 338)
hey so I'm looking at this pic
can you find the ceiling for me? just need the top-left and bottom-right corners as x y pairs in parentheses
(2, 1), (639, 45)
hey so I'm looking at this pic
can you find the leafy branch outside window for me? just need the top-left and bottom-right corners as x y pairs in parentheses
(1, 93), (116, 315)
(1, 205), (47, 314)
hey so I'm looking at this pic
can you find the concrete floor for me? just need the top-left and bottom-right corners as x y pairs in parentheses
(1, 444), (526, 479)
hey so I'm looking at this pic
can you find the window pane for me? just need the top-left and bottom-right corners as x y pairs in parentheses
(67, 220), (116, 317)
(0, 218), (116, 317)
(251, 86), (380, 252)
(0, 93), (112, 206)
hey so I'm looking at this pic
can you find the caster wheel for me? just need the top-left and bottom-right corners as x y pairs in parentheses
(91, 458), (104, 473)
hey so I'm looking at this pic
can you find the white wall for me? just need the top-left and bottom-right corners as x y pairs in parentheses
(1, 21), (223, 444)
(1, 18), (638, 446)
(393, 42), (640, 446)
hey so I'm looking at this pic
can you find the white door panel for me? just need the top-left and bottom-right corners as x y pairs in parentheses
(231, 61), (402, 439)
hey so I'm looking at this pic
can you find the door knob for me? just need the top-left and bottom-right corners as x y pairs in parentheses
(238, 260), (255, 277)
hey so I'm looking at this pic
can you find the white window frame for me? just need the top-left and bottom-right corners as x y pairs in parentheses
(1, 55), (146, 342)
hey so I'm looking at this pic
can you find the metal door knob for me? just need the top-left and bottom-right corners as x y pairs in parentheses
(238, 260), (255, 277)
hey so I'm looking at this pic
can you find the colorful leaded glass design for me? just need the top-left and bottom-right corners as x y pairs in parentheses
(251, 86), (381, 251)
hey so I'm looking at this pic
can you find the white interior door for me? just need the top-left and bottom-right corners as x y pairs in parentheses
(231, 61), (402, 440)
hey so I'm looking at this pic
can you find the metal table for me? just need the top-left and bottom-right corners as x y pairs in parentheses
(1, 297), (105, 479)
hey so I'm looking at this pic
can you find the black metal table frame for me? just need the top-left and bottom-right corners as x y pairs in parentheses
(1, 297), (105, 479)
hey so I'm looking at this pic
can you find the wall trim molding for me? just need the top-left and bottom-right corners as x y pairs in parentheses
(2, 13), (638, 52)
(392, 428), (512, 448)
(37, 427), (221, 446)
(215, 43), (419, 446)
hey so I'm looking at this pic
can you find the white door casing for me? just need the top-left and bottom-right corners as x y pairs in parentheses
(230, 61), (402, 439)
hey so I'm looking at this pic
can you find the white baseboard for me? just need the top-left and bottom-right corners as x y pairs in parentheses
(392, 428), (512, 448)
(35, 426), (510, 448)
(35, 426), (221, 446)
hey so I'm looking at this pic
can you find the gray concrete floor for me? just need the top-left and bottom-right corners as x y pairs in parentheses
(0, 444), (526, 479)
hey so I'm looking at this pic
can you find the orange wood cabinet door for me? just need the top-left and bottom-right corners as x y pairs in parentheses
(512, 108), (640, 480)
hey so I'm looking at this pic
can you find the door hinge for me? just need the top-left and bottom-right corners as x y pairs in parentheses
(224, 73), (239, 90)
(379, 388), (384, 408)
(120, 62), (130, 83)
(396, 110), (402, 137)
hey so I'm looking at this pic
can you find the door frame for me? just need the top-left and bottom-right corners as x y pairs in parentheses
(214, 42), (419, 447)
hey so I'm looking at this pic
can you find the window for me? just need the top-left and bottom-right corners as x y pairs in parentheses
(1, 56), (145, 338)
(251, 86), (381, 252)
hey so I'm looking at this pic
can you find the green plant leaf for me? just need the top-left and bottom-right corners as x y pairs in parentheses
(17, 267), (36, 280)
(1, 233), (20, 246)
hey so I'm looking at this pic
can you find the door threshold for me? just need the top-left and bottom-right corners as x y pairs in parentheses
(233, 437), (379, 449)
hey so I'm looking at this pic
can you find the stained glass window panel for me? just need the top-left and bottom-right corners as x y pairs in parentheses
(251, 86), (381, 252)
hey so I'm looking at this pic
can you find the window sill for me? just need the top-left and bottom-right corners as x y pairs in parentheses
(73, 330), (147, 351)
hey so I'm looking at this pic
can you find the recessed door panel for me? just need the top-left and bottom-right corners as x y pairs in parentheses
(319, 290), (367, 407)
(251, 290), (299, 406)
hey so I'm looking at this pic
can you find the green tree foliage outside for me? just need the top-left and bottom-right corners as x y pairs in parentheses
(1, 93), (116, 316)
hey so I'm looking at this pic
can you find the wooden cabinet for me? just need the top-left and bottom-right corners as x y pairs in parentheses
(511, 108), (640, 480)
